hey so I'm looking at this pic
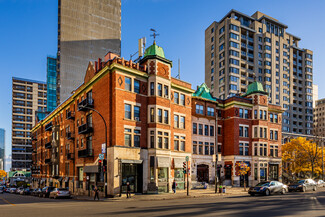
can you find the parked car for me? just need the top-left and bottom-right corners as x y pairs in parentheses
(49, 188), (71, 199)
(9, 188), (17, 194)
(5, 188), (11, 193)
(21, 188), (32, 195)
(32, 188), (42, 197)
(288, 179), (317, 192)
(315, 180), (325, 187)
(248, 181), (287, 196)
(16, 187), (24, 194)
(40, 186), (55, 198)
(0, 187), (3, 194)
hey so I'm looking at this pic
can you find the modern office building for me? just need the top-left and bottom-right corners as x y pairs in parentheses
(12, 77), (47, 171)
(57, 0), (121, 104)
(205, 10), (313, 135)
(47, 56), (57, 113)
(0, 128), (5, 170)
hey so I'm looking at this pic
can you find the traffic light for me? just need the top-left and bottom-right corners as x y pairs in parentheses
(98, 160), (102, 173)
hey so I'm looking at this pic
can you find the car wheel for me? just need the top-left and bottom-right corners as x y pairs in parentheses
(313, 186), (317, 191)
(281, 188), (286, 195)
(265, 189), (270, 196)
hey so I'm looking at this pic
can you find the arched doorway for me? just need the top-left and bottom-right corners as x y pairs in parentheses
(197, 164), (209, 182)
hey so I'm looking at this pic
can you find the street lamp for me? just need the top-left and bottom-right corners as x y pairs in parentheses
(80, 106), (108, 198)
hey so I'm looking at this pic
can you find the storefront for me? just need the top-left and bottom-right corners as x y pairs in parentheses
(157, 157), (170, 193)
(260, 163), (268, 181)
(121, 160), (143, 194)
(173, 158), (185, 190)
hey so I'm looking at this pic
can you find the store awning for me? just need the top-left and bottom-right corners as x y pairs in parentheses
(174, 158), (184, 168)
(157, 157), (170, 168)
(120, 159), (143, 164)
(84, 165), (99, 173)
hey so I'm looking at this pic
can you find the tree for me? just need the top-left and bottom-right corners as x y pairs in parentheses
(0, 170), (6, 181)
(235, 161), (250, 191)
(282, 137), (324, 180)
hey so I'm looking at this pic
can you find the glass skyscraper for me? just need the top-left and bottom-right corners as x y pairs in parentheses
(47, 56), (57, 112)
(0, 129), (5, 170)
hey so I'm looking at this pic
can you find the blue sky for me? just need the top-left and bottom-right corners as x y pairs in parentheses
(1, 0), (325, 170)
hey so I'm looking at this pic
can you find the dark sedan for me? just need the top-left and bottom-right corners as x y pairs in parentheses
(248, 181), (287, 196)
(32, 188), (42, 197)
(288, 179), (317, 192)
(40, 186), (55, 198)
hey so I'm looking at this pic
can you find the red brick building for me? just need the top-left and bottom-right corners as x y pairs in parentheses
(31, 42), (193, 196)
(191, 82), (283, 187)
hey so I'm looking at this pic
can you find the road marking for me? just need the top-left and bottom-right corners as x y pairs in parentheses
(0, 197), (16, 206)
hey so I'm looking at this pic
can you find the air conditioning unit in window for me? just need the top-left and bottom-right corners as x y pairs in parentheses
(135, 117), (140, 122)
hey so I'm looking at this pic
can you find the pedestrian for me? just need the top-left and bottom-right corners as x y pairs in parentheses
(172, 179), (177, 193)
(126, 182), (131, 198)
(94, 186), (99, 201)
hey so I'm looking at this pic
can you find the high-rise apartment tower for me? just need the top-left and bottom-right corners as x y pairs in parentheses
(57, 0), (121, 104)
(12, 77), (47, 170)
(205, 10), (313, 135)
(0, 128), (5, 171)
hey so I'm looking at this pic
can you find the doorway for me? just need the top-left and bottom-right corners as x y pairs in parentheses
(197, 165), (209, 182)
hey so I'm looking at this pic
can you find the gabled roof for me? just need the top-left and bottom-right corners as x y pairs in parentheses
(192, 83), (216, 102)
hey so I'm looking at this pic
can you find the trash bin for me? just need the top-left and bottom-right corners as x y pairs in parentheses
(219, 186), (222, 193)
(222, 187), (226, 193)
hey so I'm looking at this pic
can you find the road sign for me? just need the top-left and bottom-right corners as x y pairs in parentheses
(99, 154), (104, 160)
(185, 156), (189, 162)
(102, 143), (106, 153)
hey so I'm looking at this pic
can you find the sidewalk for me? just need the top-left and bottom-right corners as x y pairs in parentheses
(73, 187), (249, 202)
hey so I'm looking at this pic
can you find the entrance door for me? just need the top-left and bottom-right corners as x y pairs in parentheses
(197, 165), (209, 182)
(240, 174), (249, 187)
(269, 165), (279, 181)
(121, 163), (143, 193)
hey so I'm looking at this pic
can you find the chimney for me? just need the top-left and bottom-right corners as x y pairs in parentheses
(104, 52), (119, 62)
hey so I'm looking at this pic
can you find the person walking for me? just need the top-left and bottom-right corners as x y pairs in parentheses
(126, 182), (131, 198)
(172, 179), (177, 194)
(94, 186), (99, 201)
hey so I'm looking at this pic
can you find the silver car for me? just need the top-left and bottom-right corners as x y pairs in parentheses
(49, 188), (71, 199)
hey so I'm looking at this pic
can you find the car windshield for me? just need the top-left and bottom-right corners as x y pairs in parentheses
(255, 182), (270, 187)
(58, 188), (67, 191)
(298, 180), (305, 184)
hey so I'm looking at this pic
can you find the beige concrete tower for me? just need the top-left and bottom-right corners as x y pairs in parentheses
(12, 77), (47, 170)
(205, 10), (313, 135)
(57, 0), (121, 104)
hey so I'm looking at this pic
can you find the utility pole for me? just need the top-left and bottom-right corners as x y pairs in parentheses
(81, 106), (108, 198)
(185, 156), (189, 196)
(322, 139), (324, 180)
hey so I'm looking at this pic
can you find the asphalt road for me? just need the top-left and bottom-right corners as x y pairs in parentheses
(1, 188), (325, 217)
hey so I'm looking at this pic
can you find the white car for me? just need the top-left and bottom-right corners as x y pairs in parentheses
(317, 180), (325, 187)
(9, 188), (16, 194)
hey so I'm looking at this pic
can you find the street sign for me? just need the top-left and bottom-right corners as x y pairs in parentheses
(102, 143), (106, 154)
(99, 154), (104, 160)
(185, 156), (189, 162)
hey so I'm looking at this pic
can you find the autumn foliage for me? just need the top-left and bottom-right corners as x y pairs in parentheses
(282, 137), (324, 179)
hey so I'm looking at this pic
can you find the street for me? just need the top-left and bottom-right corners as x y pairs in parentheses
(1, 188), (325, 217)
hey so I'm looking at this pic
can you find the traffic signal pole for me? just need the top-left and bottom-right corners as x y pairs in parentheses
(187, 161), (189, 196)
